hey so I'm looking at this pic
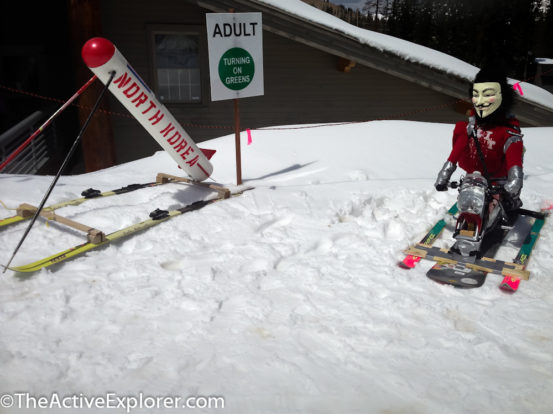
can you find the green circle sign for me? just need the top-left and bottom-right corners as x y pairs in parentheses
(218, 47), (255, 91)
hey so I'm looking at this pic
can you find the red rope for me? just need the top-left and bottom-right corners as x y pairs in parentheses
(0, 83), (236, 129)
(0, 83), (134, 119)
(2, 66), (552, 132)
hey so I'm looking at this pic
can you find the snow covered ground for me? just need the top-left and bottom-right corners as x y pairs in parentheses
(1, 120), (553, 413)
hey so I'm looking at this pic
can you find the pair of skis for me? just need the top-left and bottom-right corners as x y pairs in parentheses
(400, 202), (549, 292)
(399, 203), (458, 269)
(2, 175), (250, 273)
(0, 181), (164, 229)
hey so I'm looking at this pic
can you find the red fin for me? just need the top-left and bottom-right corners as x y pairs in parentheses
(200, 148), (216, 160)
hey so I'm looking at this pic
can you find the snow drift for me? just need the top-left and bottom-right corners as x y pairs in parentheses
(1, 120), (553, 413)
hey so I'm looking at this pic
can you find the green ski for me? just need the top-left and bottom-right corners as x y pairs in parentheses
(399, 202), (458, 269)
(405, 207), (550, 291)
(499, 209), (550, 291)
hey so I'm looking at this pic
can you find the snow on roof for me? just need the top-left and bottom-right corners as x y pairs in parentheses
(536, 57), (553, 65)
(256, 0), (553, 111)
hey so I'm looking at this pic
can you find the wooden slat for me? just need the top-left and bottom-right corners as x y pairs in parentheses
(405, 244), (530, 280)
(16, 203), (105, 243)
(156, 173), (231, 199)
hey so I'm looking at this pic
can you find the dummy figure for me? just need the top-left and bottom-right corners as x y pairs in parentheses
(435, 67), (524, 212)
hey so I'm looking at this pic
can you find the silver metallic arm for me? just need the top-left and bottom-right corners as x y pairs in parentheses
(504, 165), (523, 197)
(435, 161), (456, 191)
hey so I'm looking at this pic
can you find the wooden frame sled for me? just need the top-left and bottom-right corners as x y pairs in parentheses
(14, 173), (231, 244)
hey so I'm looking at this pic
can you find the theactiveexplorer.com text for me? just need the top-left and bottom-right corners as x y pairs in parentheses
(0, 392), (225, 412)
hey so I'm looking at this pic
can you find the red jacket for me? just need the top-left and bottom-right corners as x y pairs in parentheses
(447, 115), (524, 179)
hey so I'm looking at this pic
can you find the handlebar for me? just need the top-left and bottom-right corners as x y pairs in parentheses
(447, 180), (504, 194)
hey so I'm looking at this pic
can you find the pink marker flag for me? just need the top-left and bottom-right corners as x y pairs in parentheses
(513, 82), (524, 96)
(247, 128), (252, 145)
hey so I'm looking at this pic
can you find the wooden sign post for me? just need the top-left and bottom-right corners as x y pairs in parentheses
(206, 12), (264, 185)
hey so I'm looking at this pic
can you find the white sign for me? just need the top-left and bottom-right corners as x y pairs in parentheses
(206, 13), (264, 101)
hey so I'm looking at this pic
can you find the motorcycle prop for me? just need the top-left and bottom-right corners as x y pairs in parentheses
(450, 171), (508, 258)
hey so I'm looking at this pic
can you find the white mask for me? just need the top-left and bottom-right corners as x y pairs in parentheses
(472, 82), (502, 118)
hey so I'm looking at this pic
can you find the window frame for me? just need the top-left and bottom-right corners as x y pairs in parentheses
(147, 24), (209, 105)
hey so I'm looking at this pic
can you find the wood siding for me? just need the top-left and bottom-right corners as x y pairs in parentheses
(100, 0), (466, 164)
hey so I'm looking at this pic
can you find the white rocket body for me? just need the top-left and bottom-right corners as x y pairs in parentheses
(82, 38), (213, 181)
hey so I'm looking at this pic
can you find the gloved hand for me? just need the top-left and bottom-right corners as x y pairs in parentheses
(504, 165), (523, 197)
(434, 161), (456, 191)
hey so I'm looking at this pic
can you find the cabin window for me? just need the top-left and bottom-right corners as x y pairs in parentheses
(149, 27), (204, 103)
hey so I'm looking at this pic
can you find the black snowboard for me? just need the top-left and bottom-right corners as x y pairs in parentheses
(427, 262), (487, 288)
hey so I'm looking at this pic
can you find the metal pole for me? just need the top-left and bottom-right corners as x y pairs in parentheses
(0, 75), (97, 172)
(2, 71), (115, 273)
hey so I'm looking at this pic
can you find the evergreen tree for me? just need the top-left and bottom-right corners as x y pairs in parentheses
(378, 0), (548, 79)
(363, 0), (392, 30)
(544, 1), (553, 56)
(387, 0), (417, 39)
(355, 0), (549, 80)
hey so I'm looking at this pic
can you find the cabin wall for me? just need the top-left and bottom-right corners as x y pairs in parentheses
(101, 0), (466, 164)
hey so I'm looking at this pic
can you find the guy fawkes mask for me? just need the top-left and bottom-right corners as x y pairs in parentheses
(472, 82), (502, 118)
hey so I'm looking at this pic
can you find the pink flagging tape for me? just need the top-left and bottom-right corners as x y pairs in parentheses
(542, 200), (553, 211)
(500, 276), (520, 292)
(247, 128), (252, 145)
(402, 255), (421, 269)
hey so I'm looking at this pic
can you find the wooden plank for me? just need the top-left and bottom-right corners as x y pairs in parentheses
(156, 173), (231, 199)
(405, 244), (530, 280)
(16, 203), (105, 244)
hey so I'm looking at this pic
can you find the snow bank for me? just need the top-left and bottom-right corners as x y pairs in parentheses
(1, 120), (553, 413)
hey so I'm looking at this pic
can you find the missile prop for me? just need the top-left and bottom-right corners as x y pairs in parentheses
(81, 37), (214, 181)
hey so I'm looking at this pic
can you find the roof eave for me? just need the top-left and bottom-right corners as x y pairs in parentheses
(194, 0), (553, 126)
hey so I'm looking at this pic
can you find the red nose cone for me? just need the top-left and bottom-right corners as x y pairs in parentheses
(81, 37), (115, 68)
